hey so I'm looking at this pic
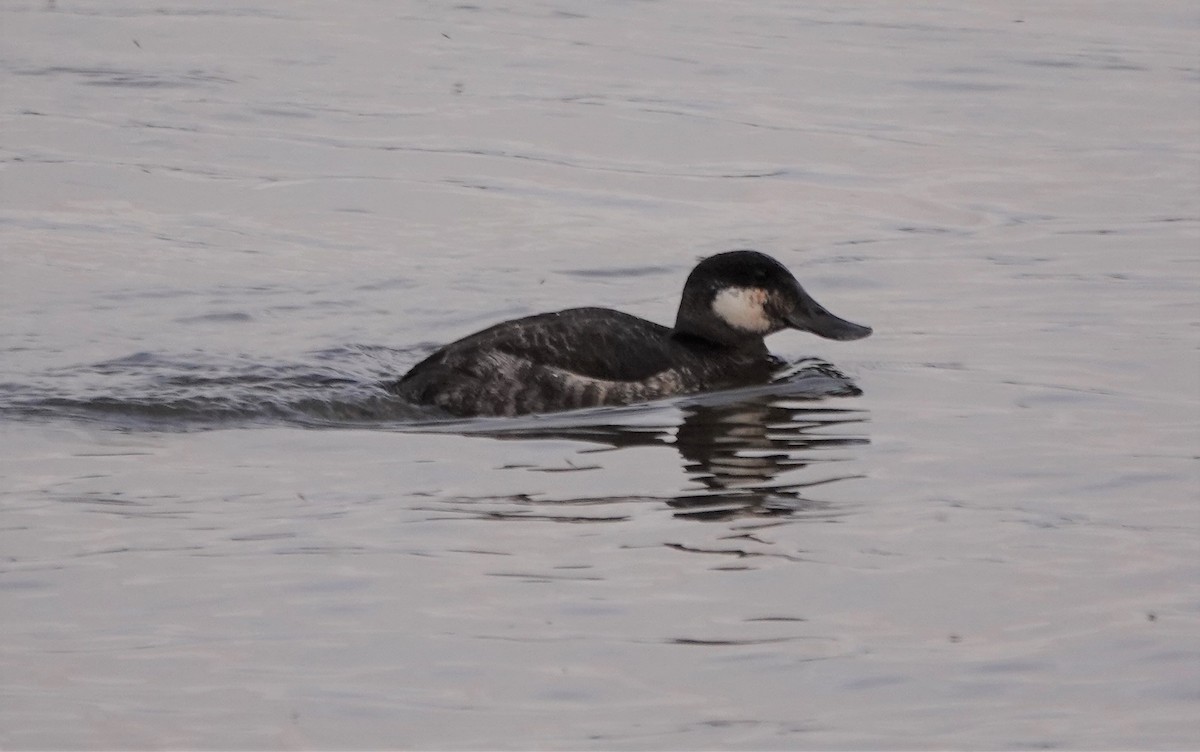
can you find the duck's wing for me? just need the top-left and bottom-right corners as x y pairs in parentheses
(408, 307), (679, 384)
(391, 308), (688, 416)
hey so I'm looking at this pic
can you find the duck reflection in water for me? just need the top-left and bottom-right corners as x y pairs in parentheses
(460, 361), (868, 521)
(670, 395), (867, 521)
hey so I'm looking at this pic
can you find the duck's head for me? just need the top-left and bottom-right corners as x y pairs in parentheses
(674, 250), (872, 347)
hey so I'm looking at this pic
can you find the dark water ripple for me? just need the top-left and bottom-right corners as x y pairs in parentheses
(0, 348), (412, 428)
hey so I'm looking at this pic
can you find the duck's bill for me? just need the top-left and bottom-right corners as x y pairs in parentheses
(785, 296), (872, 341)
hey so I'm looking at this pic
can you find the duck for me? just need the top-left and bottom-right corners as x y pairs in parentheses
(390, 250), (871, 417)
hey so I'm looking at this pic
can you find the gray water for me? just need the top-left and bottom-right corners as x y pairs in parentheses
(2, 1), (1198, 749)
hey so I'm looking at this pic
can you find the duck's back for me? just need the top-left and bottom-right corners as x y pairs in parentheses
(392, 307), (696, 416)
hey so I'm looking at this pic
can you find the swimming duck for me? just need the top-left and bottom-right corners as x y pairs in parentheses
(391, 250), (870, 417)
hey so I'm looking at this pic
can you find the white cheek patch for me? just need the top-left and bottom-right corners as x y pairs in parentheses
(712, 287), (772, 333)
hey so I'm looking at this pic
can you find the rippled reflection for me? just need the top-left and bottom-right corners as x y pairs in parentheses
(670, 398), (867, 520)
(448, 362), (870, 521)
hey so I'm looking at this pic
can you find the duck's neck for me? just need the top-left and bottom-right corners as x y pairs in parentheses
(669, 323), (768, 355)
(672, 301), (766, 350)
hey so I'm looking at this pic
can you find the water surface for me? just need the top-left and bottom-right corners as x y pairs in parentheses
(2, 1), (1197, 749)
